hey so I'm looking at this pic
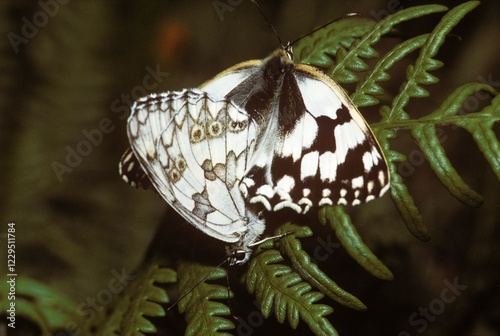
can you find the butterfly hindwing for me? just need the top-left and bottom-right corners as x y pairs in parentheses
(119, 147), (153, 190)
(124, 89), (262, 243)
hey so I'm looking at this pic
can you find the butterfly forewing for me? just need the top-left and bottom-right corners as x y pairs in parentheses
(125, 89), (262, 243)
(202, 49), (390, 214)
(268, 64), (390, 210)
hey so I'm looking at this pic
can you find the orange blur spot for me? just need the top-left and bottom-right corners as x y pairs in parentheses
(153, 19), (189, 62)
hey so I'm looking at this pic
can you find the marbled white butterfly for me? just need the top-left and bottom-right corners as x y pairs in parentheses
(120, 30), (390, 266)
(200, 47), (390, 215)
(120, 89), (265, 265)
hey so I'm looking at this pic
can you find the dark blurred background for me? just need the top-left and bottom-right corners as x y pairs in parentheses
(0, 0), (498, 335)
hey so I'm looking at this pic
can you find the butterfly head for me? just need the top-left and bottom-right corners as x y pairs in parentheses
(226, 208), (265, 266)
(227, 249), (249, 266)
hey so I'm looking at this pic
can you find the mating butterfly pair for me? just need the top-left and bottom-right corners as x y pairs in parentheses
(119, 45), (390, 265)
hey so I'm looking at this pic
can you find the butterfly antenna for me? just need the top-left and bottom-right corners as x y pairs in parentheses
(249, 0), (284, 48)
(248, 231), (293, 247)
(166, 258), (231, 313)
(288, 12), (361, 47)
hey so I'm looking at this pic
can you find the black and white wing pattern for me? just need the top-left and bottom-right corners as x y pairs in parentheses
(120, 46), (390, 264)
(201, 49), (390, 214)
(120, 89), (265, 264)
(119, 147), (153, 190)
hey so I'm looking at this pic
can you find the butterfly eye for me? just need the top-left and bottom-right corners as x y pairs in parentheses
(229, 250), (247, 266)
(190, 124), (205, 143)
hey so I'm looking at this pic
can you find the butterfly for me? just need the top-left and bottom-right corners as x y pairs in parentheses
(119, 89), (265, 265)
(199, 46), (390, 215)
(120, 40), (390, 266)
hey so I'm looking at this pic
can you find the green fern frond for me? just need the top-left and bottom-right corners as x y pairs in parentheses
(342, 3), (448, 84)
(460, 94), (500, 179)
(319, 206), (394, 280)
(294, 17), (376, 69)
(369, 2), (495, 238)
(245, 233), (338, 336)
(177, 261), (234, 336)
(384, 139), (431, 241)
(330, 4), (448, 83)
(385, 1), (480, 121)
(374, 127), (430, 242)
(408, 82), (499, 205)
(409, 123), (483, 207)
(351, 34), (429, 108)
(275, 223), (366, 310)
(421, 83), (500, 180)
(0, 277), (86, 336)
(95, 264), (175, 335)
